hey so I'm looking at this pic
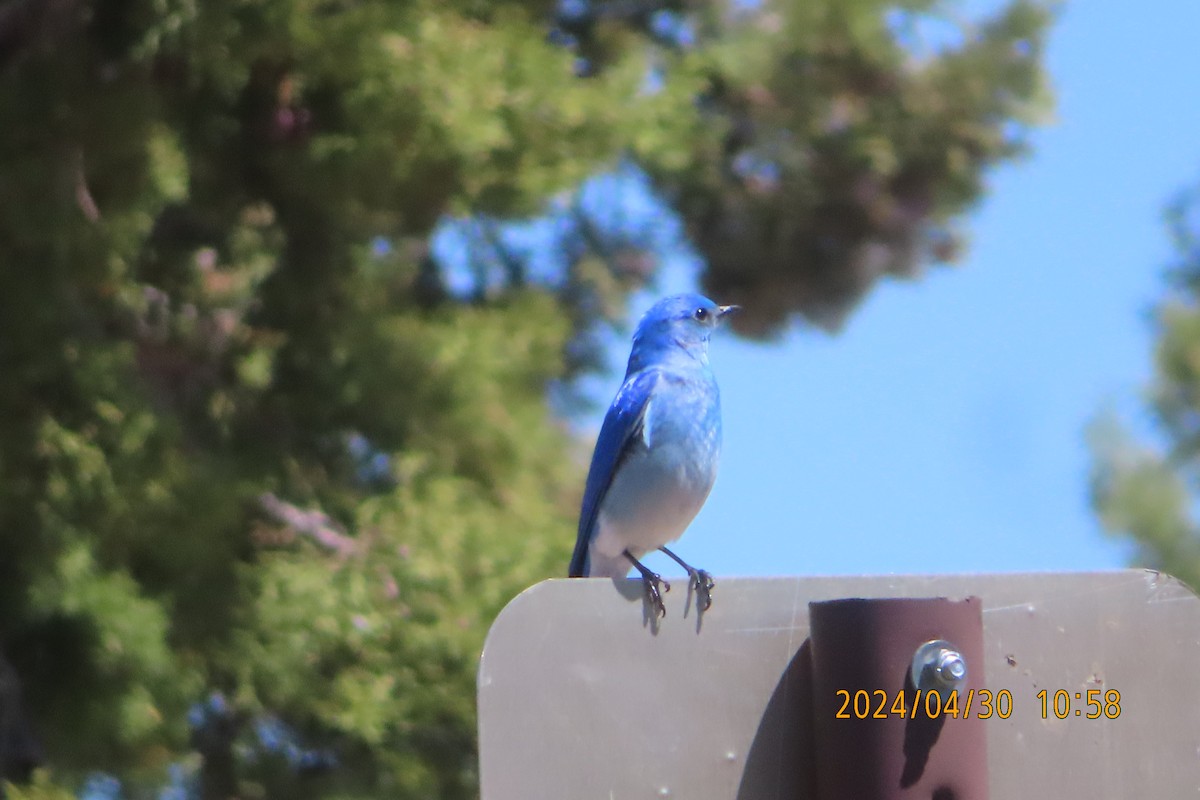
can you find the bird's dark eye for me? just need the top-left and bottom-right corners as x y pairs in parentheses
(694, 307), (709, 321)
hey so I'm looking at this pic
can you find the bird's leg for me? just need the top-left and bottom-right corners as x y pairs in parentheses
(624, 550), (669, 618)
(658, 546), (715, 611)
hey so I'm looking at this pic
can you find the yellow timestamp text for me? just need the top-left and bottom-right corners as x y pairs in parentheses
(1037, 688), (1121, 719)
(834, 688), (1013, 720)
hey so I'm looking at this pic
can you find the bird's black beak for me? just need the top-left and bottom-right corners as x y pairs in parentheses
(717, 304), (741, 319)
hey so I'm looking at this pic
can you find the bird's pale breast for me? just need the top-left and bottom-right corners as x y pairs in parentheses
(589, 372), (721, 576)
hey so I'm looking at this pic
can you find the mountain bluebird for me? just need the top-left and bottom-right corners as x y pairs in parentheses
(569, 293), (738, 617)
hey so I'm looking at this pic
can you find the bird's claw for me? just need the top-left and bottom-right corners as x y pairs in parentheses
(641, 572), (670, 618)
(692, 569), (715, 612)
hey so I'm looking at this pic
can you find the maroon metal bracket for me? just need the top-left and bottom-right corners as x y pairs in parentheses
(808, 596), (988, 800)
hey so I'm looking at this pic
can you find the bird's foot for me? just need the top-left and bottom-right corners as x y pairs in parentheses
(641, 571), (670, 618)
(657, 546), (715, 613)
(624, 549), (671, 618)
(690, 569), (715, 612)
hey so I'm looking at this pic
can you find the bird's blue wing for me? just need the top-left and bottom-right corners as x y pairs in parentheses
(568, 369), (659, 577)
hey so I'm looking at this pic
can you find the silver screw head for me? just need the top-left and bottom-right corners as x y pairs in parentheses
(911, 639), (968, 696)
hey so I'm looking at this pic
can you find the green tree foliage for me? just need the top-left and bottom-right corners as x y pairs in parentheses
(3, 771), (76, 800)
(552, 0), (1055, 334)
(0, 0), (1052, 796)
(1090, 184), (1200, 592)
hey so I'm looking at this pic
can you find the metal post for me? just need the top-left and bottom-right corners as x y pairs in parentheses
(808, 597), (988, 800)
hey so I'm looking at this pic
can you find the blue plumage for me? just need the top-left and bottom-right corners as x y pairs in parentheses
(569, 293), (737, 616)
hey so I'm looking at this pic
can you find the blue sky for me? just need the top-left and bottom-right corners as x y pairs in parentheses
(629, 2), (1200, 578)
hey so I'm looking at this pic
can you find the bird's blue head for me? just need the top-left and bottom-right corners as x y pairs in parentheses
(629, 293), (739, 370)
